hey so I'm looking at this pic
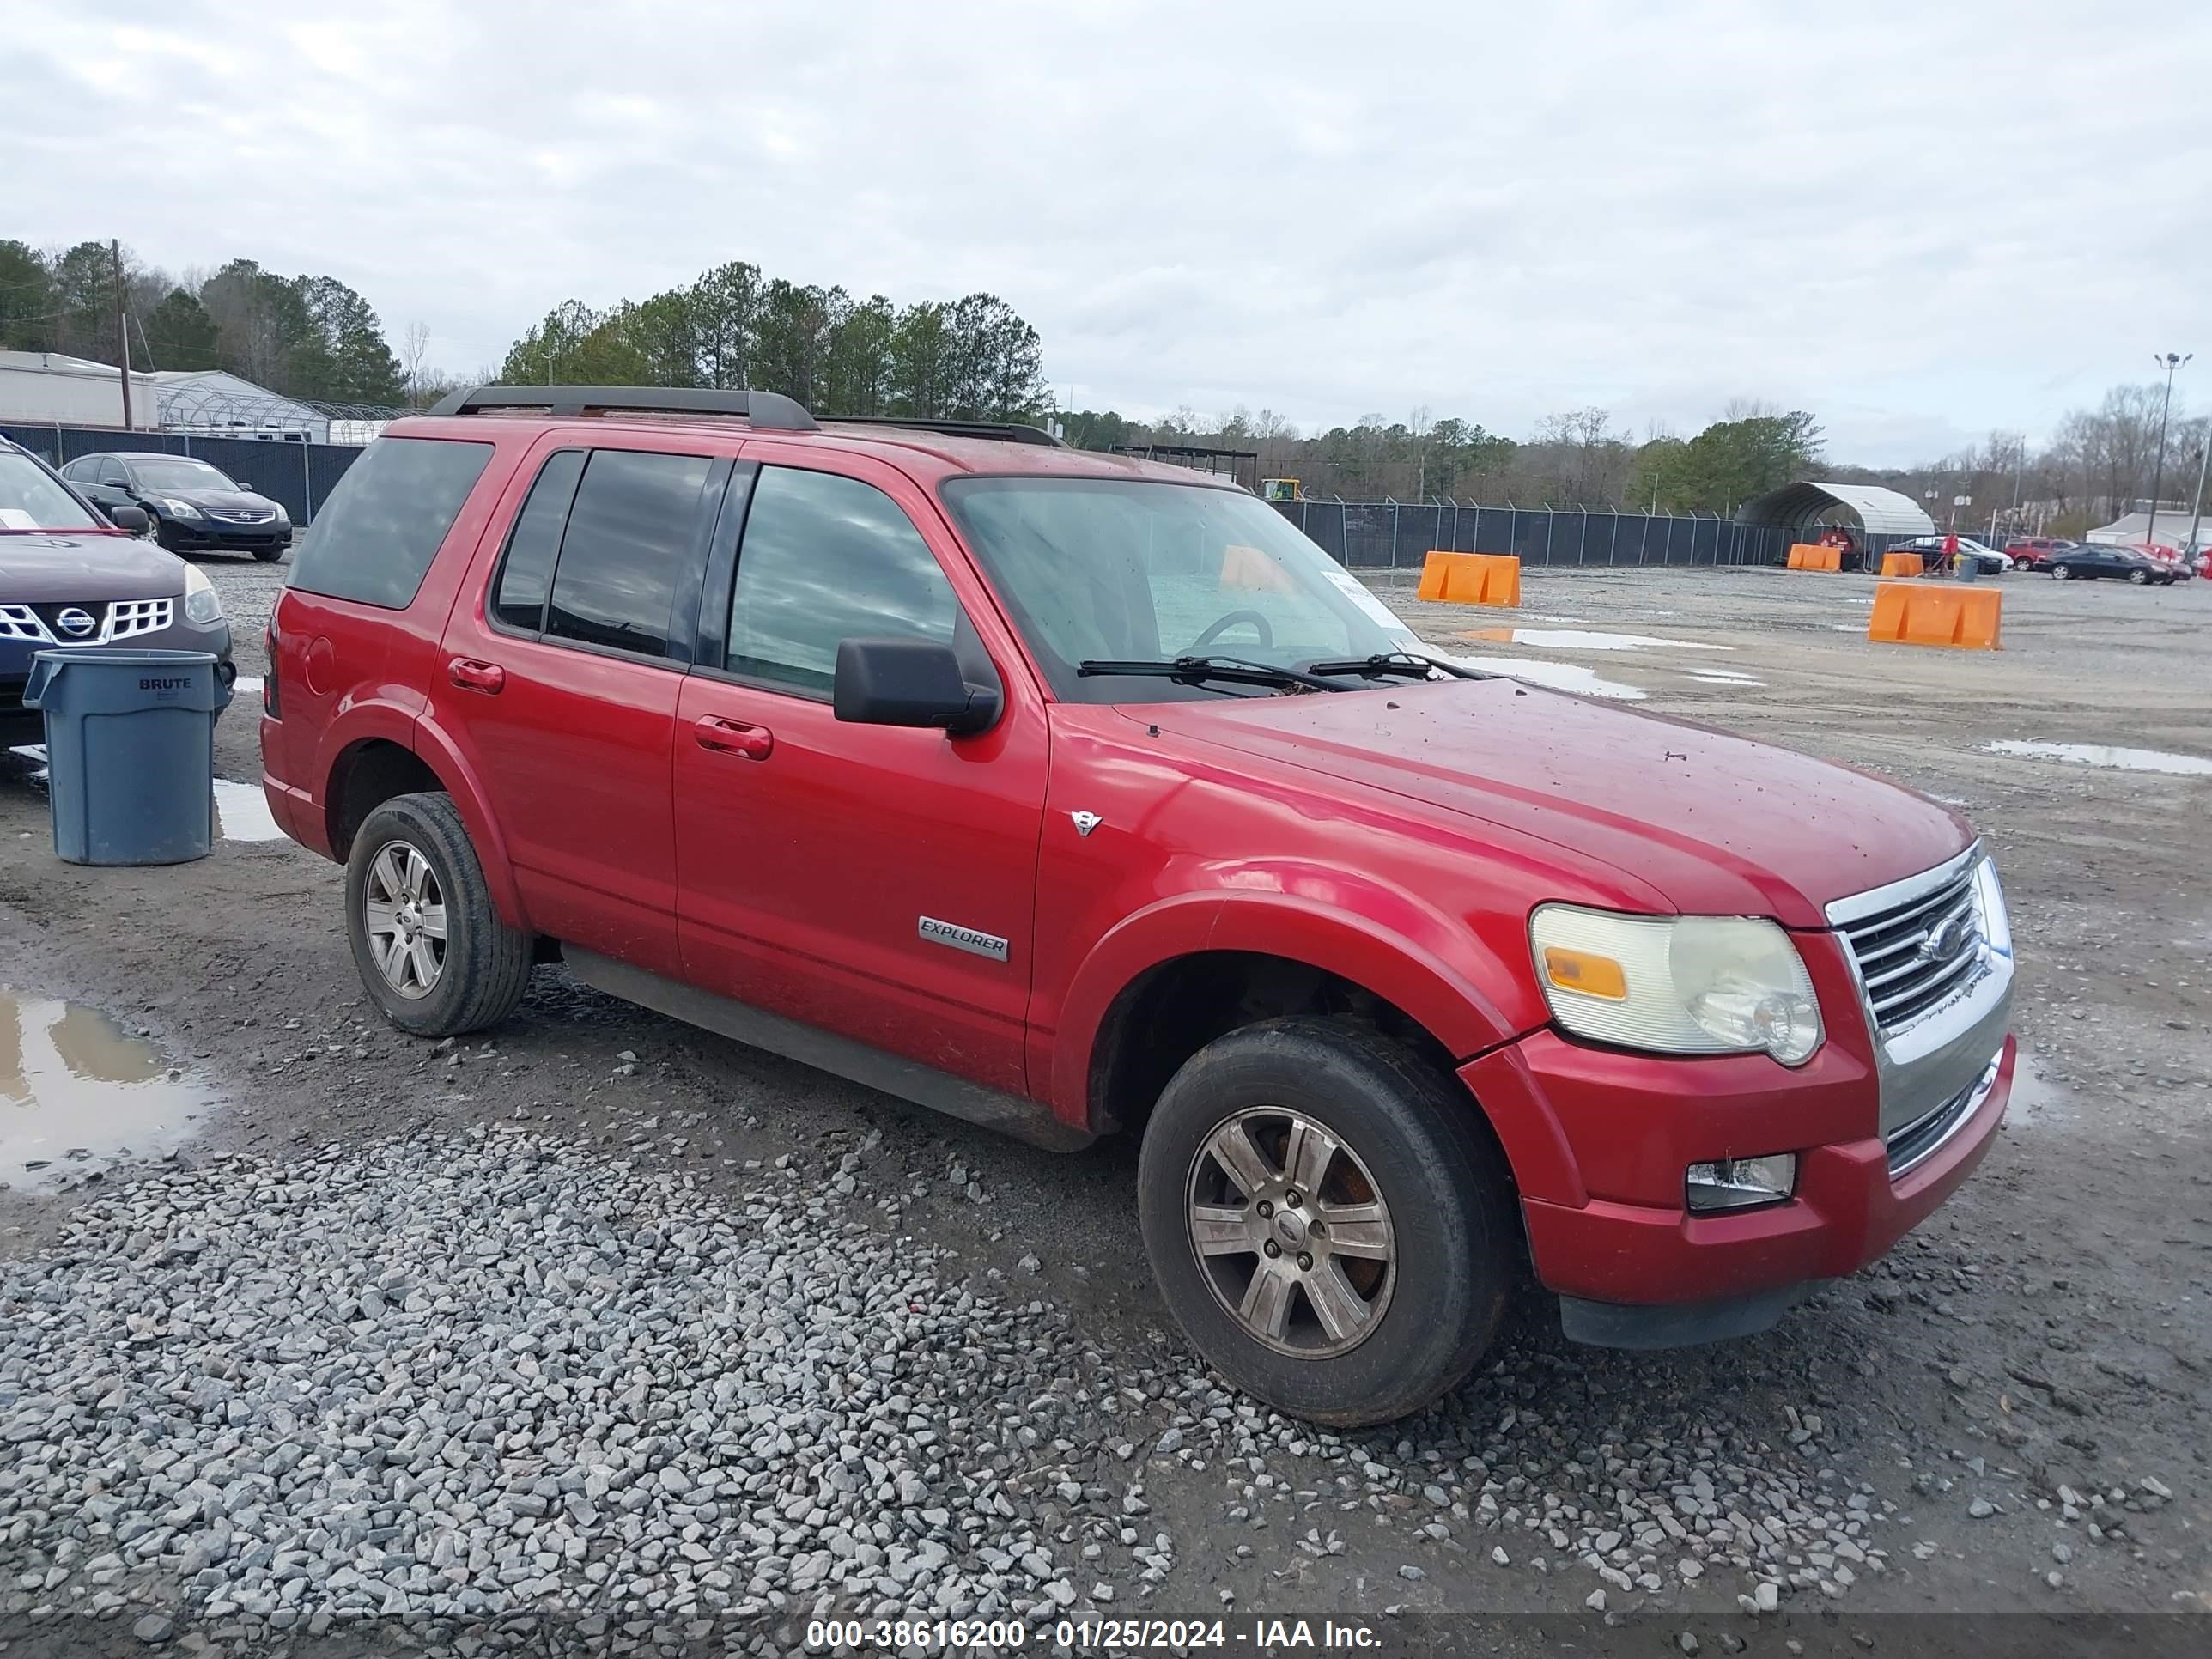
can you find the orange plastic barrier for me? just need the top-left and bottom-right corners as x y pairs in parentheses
(1786, 544), (1843, 571)
(1880, 551), (1926, 579)
(1416, 550), (1521, 606)
(1868, 581), (2002, 651)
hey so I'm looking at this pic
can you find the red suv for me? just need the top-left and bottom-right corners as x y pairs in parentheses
(263, 386), (2019, 1425)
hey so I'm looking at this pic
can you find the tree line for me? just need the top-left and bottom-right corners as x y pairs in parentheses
(0, 239), (410, 405)
(1827, 384), (2208, 540)
(496, 264), (1048, 422)
(1071, 401), (1826, 514)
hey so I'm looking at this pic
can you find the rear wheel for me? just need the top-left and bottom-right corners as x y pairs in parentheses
(1137, 1017), (1516, 1427)
(345, 792), (532, 1036)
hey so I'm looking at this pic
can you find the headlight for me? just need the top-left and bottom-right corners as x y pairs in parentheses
(1530, 905), (1824, 1066)
(182, 562), (224, 625)
(160, 497), (204, 519)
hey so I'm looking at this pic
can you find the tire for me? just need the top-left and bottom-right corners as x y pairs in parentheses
(2129, 568), (2148, 585)
(2053, 564), (2072, 580)
(344, 791), (532, 1036)
(1136, 1016), (1516, 1427)
(253, 544), (287, 563)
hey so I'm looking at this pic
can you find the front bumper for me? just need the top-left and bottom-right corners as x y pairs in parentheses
(158, 518), (291, 553)
(1461, 905), (2014, 1341)
(1, 622), (234, 738)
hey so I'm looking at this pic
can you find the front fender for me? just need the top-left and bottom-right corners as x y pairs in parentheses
(1048, 863), (1543, 1125)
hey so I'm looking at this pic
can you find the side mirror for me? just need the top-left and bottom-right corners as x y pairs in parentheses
(108, 504), (150, 533)
(833, 638), (1001, 737)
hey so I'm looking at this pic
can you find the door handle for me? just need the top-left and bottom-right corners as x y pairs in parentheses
(694, 714), (774, 760)
(447, 657), (506, 695)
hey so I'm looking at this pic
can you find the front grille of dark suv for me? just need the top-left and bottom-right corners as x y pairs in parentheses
(1839, 863), (1983, 1032)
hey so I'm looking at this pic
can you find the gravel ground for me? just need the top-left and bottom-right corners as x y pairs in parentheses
(0, 556), (2205, 1656)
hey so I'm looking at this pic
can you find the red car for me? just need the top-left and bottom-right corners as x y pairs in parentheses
(262, 386), (2018, 1425)
(2002, 536), (2077, 572)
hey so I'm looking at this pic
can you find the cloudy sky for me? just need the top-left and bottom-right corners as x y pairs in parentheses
(12, 1), (2206, 464)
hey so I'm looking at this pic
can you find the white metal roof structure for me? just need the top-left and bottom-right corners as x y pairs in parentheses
(1735, 481), (1937, 537)
(2087, 510), (2206, 550)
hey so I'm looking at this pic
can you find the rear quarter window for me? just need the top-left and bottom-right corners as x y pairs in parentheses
(287, 436), (495, 609)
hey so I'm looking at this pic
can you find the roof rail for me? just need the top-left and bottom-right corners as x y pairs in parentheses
(426, 385), (818, 432)
(821, 416), (1066, 448)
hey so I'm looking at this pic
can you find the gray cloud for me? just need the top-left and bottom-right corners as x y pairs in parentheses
(11, 0), (2205, 465)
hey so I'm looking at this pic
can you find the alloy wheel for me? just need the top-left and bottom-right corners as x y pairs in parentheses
(1185, 1106), (1396, 1357)
(362, 840), (447, 1000)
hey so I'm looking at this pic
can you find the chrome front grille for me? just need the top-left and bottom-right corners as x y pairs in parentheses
(210, 507), (272, 524)
(106, 599), (173, 641)
(1838, 862), (1982, 1033)
(0, 599), (173, 646)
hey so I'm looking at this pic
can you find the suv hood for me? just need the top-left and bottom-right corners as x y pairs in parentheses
(0, 532), (187, 600)
(1139, 678), (1972, 927)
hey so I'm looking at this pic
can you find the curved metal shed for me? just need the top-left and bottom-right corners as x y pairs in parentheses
(1735, 481), (1936, 538)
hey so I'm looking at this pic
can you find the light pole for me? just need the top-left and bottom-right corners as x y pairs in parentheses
(2145, 351), (2191, 548)
(2187, 424), (2209, 563)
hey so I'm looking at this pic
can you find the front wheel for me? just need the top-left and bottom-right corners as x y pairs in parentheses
(345, 791), (532, 1036)
(1137, 1017), (1516, 1427)
(2053, 564), (2073, 580)
(253, 544), (288, 563)
(2128, 568), (2149, 585)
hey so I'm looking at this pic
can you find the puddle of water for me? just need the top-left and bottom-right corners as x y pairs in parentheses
(214, 779), (288, 841)
(1687, 672), (1767, 686)
(1446, 654), (1648, 700)
(1456, 628), (1729, 653)
(0, 993), (208, 1191)
(1984, 741), (2212, 777)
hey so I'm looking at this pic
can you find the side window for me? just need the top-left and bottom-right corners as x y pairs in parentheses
(288, 437), (495, 610)
(489, 449), (586, 632)
(544, 449), (713, 659)
(726, 466), (958, 695)
(100, 460), (130, 487)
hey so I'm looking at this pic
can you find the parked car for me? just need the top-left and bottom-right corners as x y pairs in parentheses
(1890, 535), (2011, 575)
(0, 437), (234, 744)
(262, 386), (2019, 1427)
(59, 452), (293, 561)
(2002, 536), (2077, 571)
(2122, 542), (2194, 580)
(2047, 544), (2179, 585)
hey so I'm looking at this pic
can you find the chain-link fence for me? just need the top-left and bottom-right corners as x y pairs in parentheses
(1273, 499), (1805, 569)
(3, 422), (363, 527)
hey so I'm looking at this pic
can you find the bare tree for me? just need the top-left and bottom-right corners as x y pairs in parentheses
(401, 321), (432, 409)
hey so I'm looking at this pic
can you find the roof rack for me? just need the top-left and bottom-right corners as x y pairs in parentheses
(821, 416), (1066, 448)
(426, 385), (818, 432)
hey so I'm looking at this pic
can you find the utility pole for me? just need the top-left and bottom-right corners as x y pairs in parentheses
(2187, 425), (2209, 563)
(2145, 351), (2191, 548)
(112, 239), (134, 430)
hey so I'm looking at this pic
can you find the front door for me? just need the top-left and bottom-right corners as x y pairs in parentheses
(438, 440), (726, 978)
(673, 454), (1047, 1095)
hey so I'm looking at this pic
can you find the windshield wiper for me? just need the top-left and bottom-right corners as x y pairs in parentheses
(1302, 650), (1486, 682)
(1076, 655), (1346, 693)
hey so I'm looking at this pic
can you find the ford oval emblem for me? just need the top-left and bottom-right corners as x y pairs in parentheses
(1920, 912), (1974, 963)
(56, 607), (97, 638)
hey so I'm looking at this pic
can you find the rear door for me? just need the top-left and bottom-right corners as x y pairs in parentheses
(672, 453), (1048, 1093)
(438, 438), (727, 977)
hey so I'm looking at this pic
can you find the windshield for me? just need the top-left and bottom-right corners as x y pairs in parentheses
(940, 477), (1426, 701)
(131, 459), (240, 493)
(0, 452), (104, 532)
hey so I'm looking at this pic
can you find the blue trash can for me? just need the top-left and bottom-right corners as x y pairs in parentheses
(23, 648), (234, 866)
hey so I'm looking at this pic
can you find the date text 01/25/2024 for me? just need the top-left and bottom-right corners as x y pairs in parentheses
(805, 1617), (1383, 1651)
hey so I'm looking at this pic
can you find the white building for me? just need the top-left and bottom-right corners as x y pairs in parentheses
(0, 352), (331, 442)
(0, 349), (161, 428)
(2087, 509), (2208, 553)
